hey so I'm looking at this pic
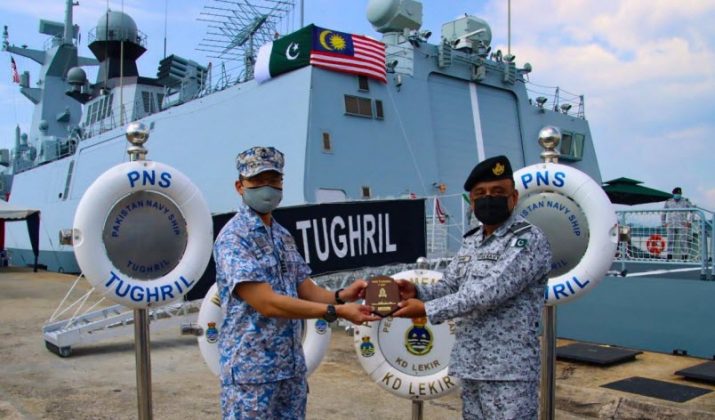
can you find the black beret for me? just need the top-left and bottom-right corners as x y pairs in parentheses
(463, 155), (513, 191)
(672, 187), (682, 194)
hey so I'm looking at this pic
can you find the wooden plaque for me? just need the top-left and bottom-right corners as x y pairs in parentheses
(365, 275), (400, 317)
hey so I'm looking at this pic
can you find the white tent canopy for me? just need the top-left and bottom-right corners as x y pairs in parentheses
(0, 199), (39, 220)
(1, 199), (41, 271)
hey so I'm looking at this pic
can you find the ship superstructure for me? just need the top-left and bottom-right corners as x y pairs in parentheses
(1, 0), (599, 272)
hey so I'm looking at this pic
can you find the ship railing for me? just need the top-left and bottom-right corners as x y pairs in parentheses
(614, 208), (714, 279)
(86, 26), (147, 49)
(526, 82), (585, 118)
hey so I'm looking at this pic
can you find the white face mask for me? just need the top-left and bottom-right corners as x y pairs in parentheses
(242, 185), (283, 214)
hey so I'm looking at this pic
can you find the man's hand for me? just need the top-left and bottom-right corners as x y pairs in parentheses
(395, 279), (417, 300)
(337, 303), (381, 325)
(393, 298), (426, 318)
(340, 279), (369, 302)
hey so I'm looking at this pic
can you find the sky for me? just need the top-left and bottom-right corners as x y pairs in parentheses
(1, 0), (714, 209)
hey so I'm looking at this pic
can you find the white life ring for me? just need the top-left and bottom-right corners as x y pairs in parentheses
(514, 163), (618, 305)
(73, 161), (213, 309)
(197, 283), (332, 377)
(353, 270), (460, 401)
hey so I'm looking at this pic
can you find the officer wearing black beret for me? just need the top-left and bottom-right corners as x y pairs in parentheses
(395, 154), (552, 419)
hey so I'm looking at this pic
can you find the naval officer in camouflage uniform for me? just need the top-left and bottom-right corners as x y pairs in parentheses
(214, 146), (379, 419)
(661, 186), (695, 260)
(394, 155), (551, 420)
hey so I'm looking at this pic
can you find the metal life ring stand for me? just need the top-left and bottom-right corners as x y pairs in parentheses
(524, 126), (618, 420)
(72, 123), (213, 419)
(196, 283), (332, 377)
(353, 269), (459, 402)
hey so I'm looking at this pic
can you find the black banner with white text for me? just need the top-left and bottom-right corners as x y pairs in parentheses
(186, 199), (426, 300)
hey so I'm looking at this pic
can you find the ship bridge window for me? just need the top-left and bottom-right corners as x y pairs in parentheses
(375, 100), (384, 120)
(358, 75), (369, 92)
(322, 132), (332, 152)
(361, 186), (371, 198)
(142, 91), (155, 114)
(560, 131), (585, 161)
(344, 95), (373, 118)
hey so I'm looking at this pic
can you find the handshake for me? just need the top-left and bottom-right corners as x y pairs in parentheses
(335, 276), (427, 325)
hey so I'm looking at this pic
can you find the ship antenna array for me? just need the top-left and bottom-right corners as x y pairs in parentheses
(196, 0), (297, 83)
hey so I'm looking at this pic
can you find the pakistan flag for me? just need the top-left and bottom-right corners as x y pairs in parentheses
(255, 25), (314, 83)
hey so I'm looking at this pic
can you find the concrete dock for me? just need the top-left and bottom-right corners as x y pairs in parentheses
(1, 268), (714, 419)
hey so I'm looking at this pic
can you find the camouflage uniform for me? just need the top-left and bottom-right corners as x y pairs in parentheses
(416, 213), (551, 420)
(214, 202), (312, 419)
(661, 197), (694, 258)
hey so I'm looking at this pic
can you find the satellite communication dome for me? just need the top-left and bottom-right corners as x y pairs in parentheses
(366, 0), (422, 34)
(94, 10), (139, 43)
(66, 67), (87, 86)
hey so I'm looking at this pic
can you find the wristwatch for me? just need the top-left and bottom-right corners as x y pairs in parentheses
(334, 288), (346, 305)
(324, 304), (338, 323)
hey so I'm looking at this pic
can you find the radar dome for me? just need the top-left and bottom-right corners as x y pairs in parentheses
(67, 67), (87, 85)
(95, 10), (138, 42)
(367, 0), (422, 34)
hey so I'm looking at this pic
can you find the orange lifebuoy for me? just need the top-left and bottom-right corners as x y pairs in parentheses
(646, 234), (666, 255)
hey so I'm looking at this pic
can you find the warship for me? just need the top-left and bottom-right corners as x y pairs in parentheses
(2, 0), (713, 363)
(0, 0), (600, 272)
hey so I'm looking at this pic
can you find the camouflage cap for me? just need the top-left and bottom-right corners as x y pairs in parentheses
(463, 155), (513, 191)
(236, 146), (285, 178)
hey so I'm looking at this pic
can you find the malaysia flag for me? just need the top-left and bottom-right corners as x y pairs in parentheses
(310, 27), (386, 83)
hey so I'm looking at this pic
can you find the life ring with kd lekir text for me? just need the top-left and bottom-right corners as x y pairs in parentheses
(513, 163), (618, 305)
(73, 161), (213, 309)
(353, 269), (460, 401)
(646, 234), (666, 255)
(197, 283), (332, 377)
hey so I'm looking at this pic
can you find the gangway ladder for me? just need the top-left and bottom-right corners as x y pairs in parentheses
(42, 274), (199, 357)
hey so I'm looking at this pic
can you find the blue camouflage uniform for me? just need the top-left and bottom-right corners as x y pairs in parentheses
(214, 202), (312, 419)
(416, 213), (551, 420)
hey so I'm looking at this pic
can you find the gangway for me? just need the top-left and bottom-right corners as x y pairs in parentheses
(42, 274), (199, 357)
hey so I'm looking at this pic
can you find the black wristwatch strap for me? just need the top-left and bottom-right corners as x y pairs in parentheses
(334, 288), (346, 305)
(325, 304), (338, 323)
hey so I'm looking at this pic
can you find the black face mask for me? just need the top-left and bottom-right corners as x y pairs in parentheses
(474, 195), (512, 225)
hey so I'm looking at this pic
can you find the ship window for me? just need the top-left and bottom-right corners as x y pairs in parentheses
(107, 93), (115, 118)
(101, 94), (111, 119)
(344, 95), (372, 118)
(560, 131), (585, 161)
(361, 186), (371, 198)
(375, 100), (384, 120)
(156, 93), (164, 111)
(89, 102), (99, 124)
(358, 75), (369, 92)
(84, 103), (93, 125)
(142, 91), (154, 114)
(322, 132), (332, 152)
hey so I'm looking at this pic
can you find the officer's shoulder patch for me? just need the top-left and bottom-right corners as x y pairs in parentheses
(510, 220), (532, 236)
(511, 237), (528, 248)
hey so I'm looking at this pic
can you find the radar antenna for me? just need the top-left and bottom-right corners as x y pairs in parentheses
(197, 0), (298, 82)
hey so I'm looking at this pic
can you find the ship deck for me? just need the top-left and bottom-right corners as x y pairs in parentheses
(1, 267), (715, 419)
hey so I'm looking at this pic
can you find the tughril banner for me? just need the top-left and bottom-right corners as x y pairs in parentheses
(186, 199), (426, 301)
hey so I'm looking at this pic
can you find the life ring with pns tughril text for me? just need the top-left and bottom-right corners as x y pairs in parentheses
(73, 160), (213, 309)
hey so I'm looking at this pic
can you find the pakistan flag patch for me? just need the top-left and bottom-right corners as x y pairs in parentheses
(512, 238), (528, 248)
